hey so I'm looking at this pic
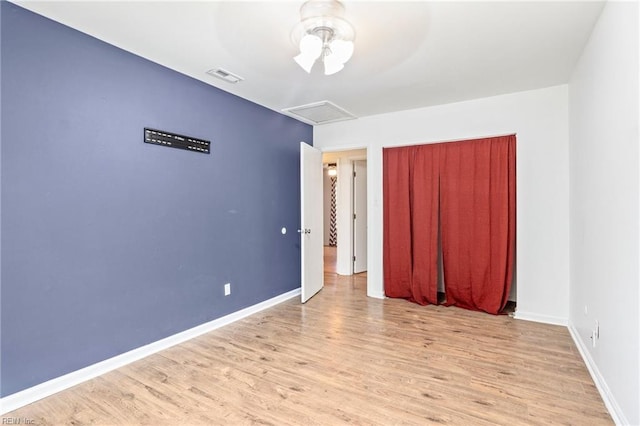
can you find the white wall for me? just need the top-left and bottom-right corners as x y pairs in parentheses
(568, 2), (639, 424)
(314, 85), (570, 323)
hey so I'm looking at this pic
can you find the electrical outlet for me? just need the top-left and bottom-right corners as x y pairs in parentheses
(584, 305), (588, 316)
(590, 320), (600, 348)
(224, 283), (231, 296)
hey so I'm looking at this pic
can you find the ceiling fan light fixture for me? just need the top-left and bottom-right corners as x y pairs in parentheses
(329, 39), (353, 63)
(299, 33), (323, 57)
(323, 53), (344, 75)
(294, 54), (317, 74)
(291, 0), (355, 75)
(294, 33), (323, 73)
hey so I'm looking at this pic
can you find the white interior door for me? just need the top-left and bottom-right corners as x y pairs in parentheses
(353, 160), (368, 273)
(300, 142), (324, 303)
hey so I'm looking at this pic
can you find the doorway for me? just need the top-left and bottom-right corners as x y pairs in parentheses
(321, 149), (367, 277)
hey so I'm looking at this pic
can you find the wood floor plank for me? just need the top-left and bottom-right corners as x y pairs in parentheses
(5, 247), (612, 425)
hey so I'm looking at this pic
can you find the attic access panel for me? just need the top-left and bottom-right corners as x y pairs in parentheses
(144, 128), (210, 154)
(282, 101), (356, 125)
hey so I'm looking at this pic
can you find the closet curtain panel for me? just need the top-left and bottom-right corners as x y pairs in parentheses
(383, 146), (414, 299)
(383, 145), (440, 305)
(440, 136), (516, 314)
(409, 144), (441, 305)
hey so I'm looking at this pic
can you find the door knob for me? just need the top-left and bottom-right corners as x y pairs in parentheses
(297, 228), (311, 234)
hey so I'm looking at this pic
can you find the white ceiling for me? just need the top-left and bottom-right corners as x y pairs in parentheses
(13, 0), (605, 123)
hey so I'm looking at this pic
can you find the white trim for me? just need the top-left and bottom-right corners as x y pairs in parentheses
(320, 143), (369, 153)
(367, 290), (386, 299)
(513, 310), (568, 326)
(568, 325), (628, 425)
(0, 288), (301, 415)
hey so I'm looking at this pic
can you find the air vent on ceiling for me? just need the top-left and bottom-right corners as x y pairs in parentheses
(282, 101), (356, 125)
(206, 68), (244, 84)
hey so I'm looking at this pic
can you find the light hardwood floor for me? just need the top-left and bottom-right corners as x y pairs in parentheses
(6, 247), (612, 425)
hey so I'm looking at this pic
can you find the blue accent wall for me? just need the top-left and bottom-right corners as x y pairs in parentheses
(0, 2), (311, 397)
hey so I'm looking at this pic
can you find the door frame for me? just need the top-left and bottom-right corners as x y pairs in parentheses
(320, 147), (370, 279)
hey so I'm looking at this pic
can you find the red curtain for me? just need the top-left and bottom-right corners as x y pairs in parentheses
(409, 144), (441, 305)
(440, 136), (516, 314)
(383, 135), (516, 314)
(383, 145), (440, 305)
(383, 146), (413, 299)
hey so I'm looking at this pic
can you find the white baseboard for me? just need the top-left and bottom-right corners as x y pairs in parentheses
(567, 325), (628, 426)
(513, 310), (568, 326)
(0, 288), (301, 415)
(367, 290), (386, 299)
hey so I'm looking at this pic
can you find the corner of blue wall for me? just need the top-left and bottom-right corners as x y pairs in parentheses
(0, 1), (312, 397)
